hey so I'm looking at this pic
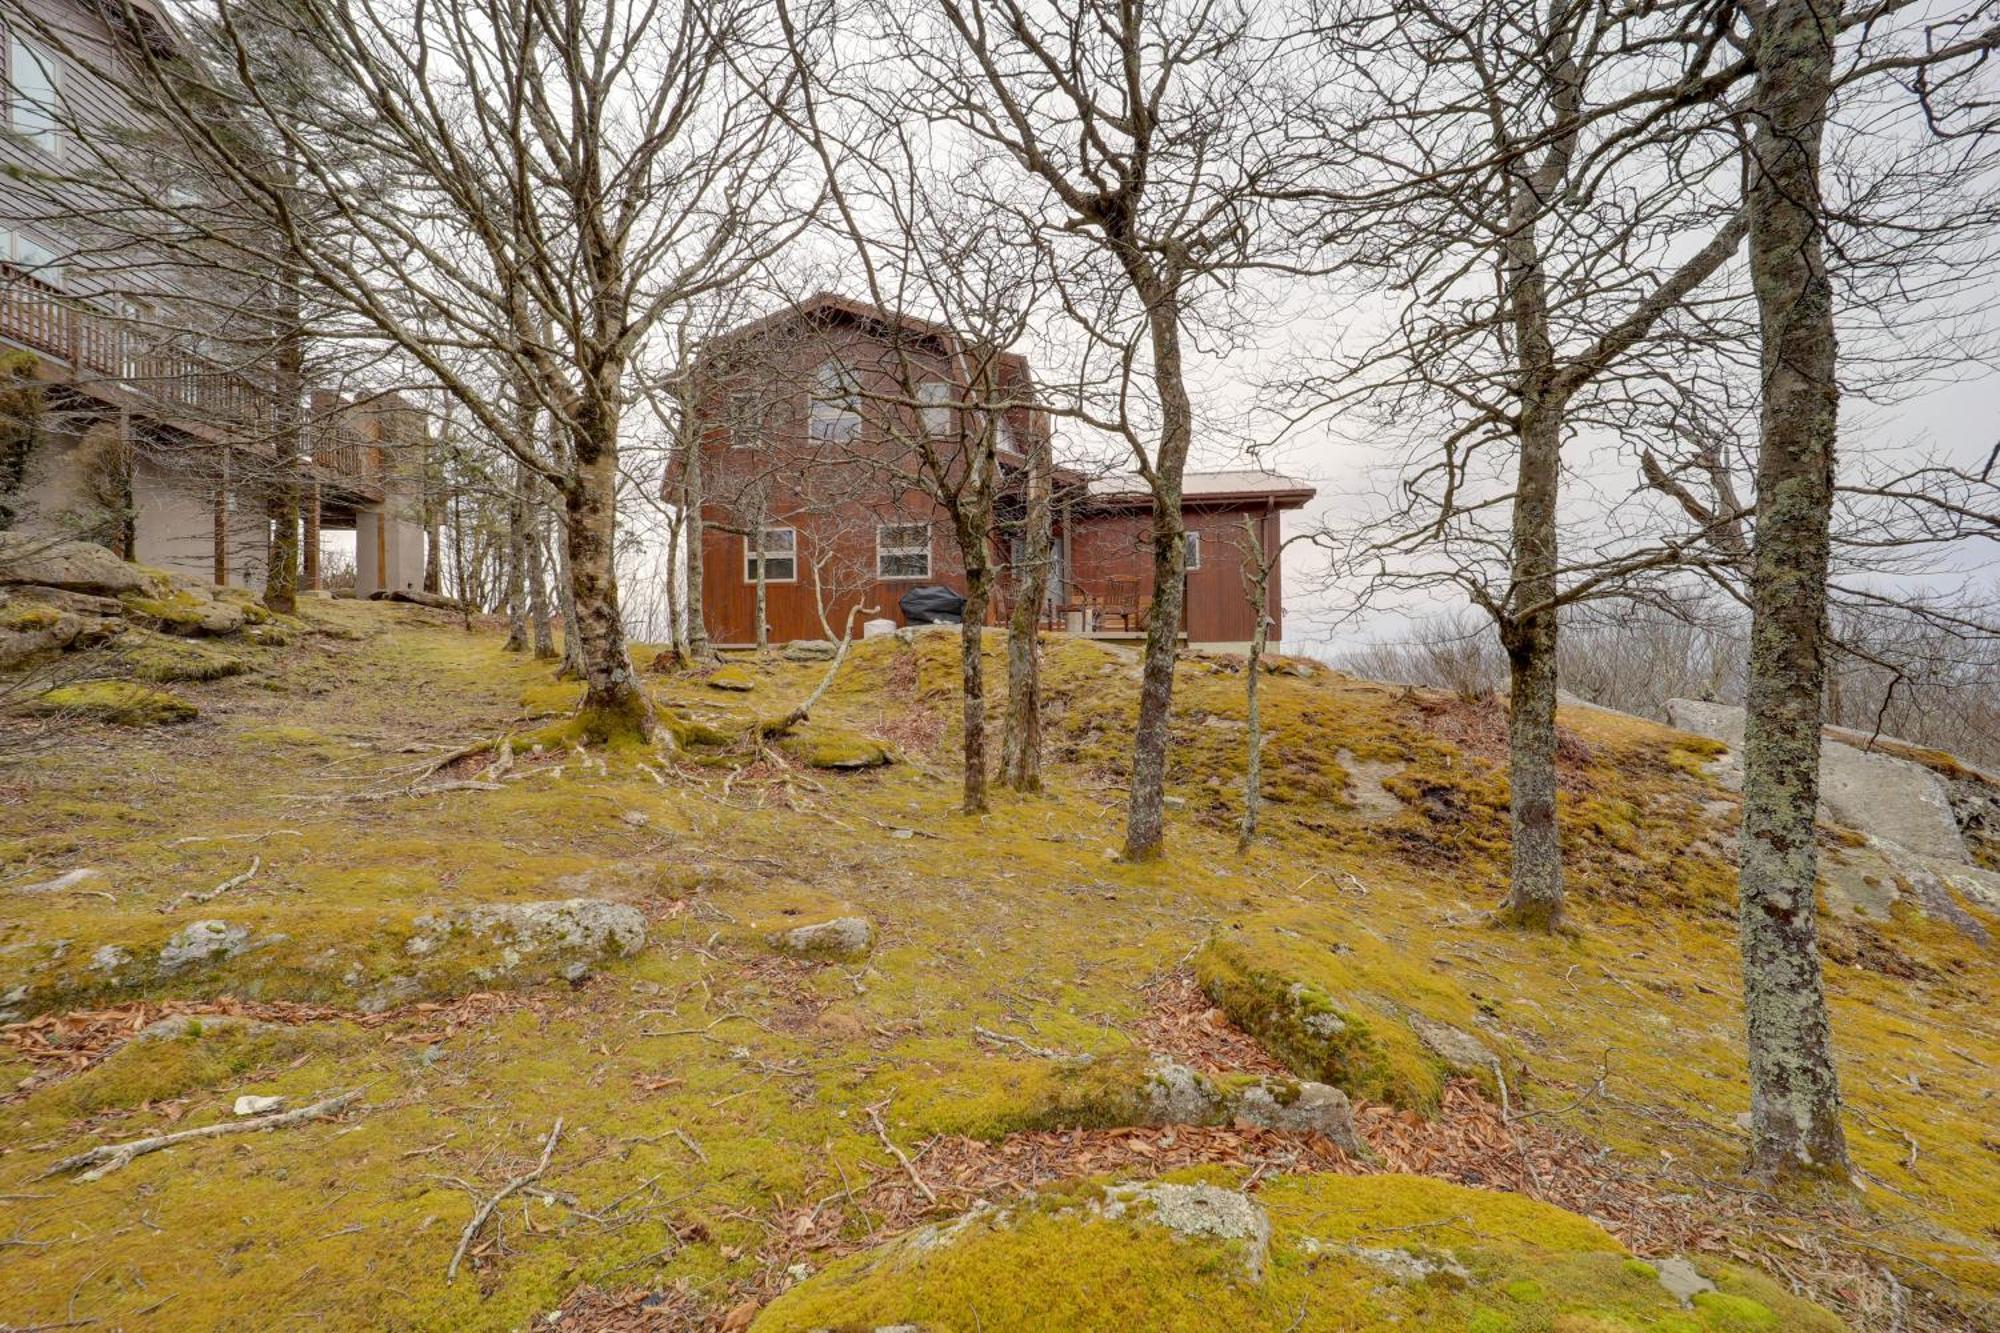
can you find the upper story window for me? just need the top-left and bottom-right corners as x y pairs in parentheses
(4, 227), (64, 285)
(727, 391), (761, 449)
(7, 35), (61, 153)
(918, 381), (953, 439)
(744, 526), (796, 583)
(809, 359), (860, 442)
(877, 522), (931, 579)
(1184, 530), (1202, 571)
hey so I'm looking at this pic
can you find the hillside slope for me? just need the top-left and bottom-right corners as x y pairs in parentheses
(2, 601), (1995, 1331)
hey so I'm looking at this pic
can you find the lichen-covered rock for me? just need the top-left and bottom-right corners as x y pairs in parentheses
(1408, 1016), (1495, 1075)
(158, 919), (252, 974)
(407, 899), (647, 977)
(0, 533), (152, 595)
(768, 916), (873, 961)
(12, 867), (106, 895)
(122, 590), (245, 638)
(706, 665), (756, 692)
(1196, 929), (1450, 1110)
(1138, 1059), (1362, 1153)
(781, 638), (837, 661)
(1102, 1181), (1271, 1279)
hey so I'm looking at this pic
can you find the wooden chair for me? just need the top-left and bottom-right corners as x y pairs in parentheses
(1099, 577), (1141, 632)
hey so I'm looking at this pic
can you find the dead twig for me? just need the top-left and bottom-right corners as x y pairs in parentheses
(40, 1089), (363, 1182)
(158, 857), (260, 914)
(865, 1102), (935, 1206)
(446, 1118), (563, 1283)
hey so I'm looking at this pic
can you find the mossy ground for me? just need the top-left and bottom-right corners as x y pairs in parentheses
(759, 1171), (1842, 1332)
(0, 607), (1993, 1330)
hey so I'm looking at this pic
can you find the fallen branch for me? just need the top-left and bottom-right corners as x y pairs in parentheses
(446, 1118), (563, 1283)
(40, 1089), (363, 1182)
(158, 857), (260, 914)
(865, 1102), (935, 1206)
(759, 602), (875, 739)
(347, 780), (504, 803)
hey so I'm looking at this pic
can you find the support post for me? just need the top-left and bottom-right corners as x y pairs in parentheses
(213, 445), (230, 586)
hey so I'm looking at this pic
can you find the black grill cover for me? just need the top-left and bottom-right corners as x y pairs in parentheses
(899, 584), (966, 625)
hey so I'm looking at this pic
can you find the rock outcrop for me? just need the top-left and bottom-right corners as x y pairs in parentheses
(0, 533), (153, 595)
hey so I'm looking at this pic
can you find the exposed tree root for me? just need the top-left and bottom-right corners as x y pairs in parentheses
(40, 1089), (365, 1183)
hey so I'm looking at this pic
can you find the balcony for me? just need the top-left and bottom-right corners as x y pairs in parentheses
(0, 263), (383, 493)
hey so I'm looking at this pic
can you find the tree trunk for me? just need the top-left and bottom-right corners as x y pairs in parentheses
(1001, 422), (1052, 793)
(1122, 289), (1193, 862)
(664, 514), (685, 658)
(526, 482), (555, 659)
(1238, 517), (1269, 853)
(1737, 0), (1848, 1183)
(682, 419), (712, 661)
(1497, 410), (1564, 930)
(554, 523), (585, 679)
(562, 423), (650, 740)
(960, 568), (992, 815)
(263, 290), (302, 615)
(502, 463), (529, 653)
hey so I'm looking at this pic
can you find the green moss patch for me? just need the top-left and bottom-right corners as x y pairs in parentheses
(28, 680), (198, 725)
(778, 726), (891, 770)
(119, 630), (251, 682)
(756, 1173), (1844, 1332)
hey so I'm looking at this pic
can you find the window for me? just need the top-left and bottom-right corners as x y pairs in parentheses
(876, 522), (931, 579)
(6, 227), (62, 285)
(918, 381), (953, 438)
(727, 392), (761, 449)
(8, 36), (60, 152)
(744, 526), (796, 583)
(809, 360), (860, 442)
(1184, 530), (1201, 571)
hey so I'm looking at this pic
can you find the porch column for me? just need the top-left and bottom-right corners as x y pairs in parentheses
(213, 445), (230, 586)
(302, 476), (322, 591)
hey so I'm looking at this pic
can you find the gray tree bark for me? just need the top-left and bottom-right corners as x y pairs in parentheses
(1123, 289), (1193, 862)
(1237, 516), (1271, 853)
(502, 462), (530, 653)
(561, 421), (650, 739)
(682, 423), (712, 661)
(1736, 0), (1849, 1182)
(526, 480), (555, 659)
(1001, 420), (1053, 793)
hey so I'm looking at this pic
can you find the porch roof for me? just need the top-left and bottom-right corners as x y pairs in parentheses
(1083, 468), (1316, 510)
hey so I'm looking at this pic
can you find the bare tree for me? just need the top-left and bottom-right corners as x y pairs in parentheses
(888, 0), (1311, 856)
(1306, 0), (1758, 928)
(48, 0), (809, 739)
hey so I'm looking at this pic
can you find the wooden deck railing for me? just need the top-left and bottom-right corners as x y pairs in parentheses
(0, 264), (382, 489)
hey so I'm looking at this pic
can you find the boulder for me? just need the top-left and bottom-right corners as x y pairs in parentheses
(769, 915), (874, 961)
(1409, 1015), (1496, 1075)
(12, 867), (108, 895)
(0, 533), (153, 595)
(1666, 698), (1967, 862)
(706, 665), (756, 692)
(1140, 1058), (1362, 1154)
(373, 588), (462, 610)
(7, 584), (125, 617)
(158, 919), (253, 974)
(782, 638), (838, 661)
(406, 899), (648, 977)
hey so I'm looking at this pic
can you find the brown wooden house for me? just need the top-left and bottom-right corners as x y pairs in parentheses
(682, 295), (1314, 649)
(0, 0), (428, 594)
